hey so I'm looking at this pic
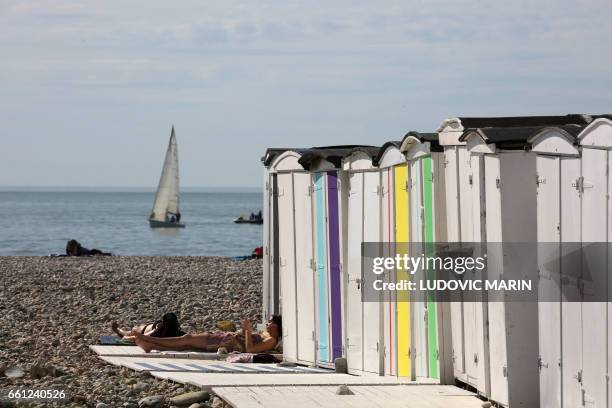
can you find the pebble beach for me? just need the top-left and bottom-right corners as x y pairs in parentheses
(0, 256), (263, 407)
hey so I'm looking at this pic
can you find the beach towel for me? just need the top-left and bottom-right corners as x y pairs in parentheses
(99, 335), (135, 345)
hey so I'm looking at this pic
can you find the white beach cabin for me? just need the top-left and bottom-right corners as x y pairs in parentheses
(373, 141), (413, 378)
(437, 118), (489, 393)
(340, 146), (384, 375)
(437, 115), (592, 402)
(298, 147), (354, 368)
(262, 148), (298, 320)
(458, 116), (592, 407)
(399, 131), (453, 384)
(527, 124), (586, 408)
(261, 148), (317, 366)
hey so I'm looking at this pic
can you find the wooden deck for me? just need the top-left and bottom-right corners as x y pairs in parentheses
(100, 356), (331, 374)
(213, 385), (483, 408)
(90, 345), (222, 359)
(150, 371), (438, 387)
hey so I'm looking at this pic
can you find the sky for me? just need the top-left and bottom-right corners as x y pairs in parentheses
(1, 0), (611, 188)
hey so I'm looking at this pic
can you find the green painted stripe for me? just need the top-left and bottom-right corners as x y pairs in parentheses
(423, 157), (439, 379)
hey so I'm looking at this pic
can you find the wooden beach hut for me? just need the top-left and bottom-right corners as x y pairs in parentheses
(527, 124), (586, 408)
(373, 141), (412, 378)
(340, 146), (384, 375)
(261, 148), (295, 321)
(437, 115), (592, 401)
(399, 131), (453, 384)
(437, 118), (489, 392)
(261, 149), (316, 366)
(298, 146), (356, 368)
(457, 116), (591, 407)
(574, 116), (612, 408)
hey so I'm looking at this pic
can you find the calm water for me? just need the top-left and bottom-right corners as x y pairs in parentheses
(0, 189), (263, 256)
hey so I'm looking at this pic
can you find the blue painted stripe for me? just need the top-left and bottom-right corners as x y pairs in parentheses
(314, 172), (330, 363)
(225, 364), (263, 372)
(209, 364), (241, 372)
(135, 362), (162, 371)
(184, 363), (216, 372)
(158, 362), (189, 371)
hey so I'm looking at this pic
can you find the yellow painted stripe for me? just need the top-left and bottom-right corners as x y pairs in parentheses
(394, 164), (411, 377)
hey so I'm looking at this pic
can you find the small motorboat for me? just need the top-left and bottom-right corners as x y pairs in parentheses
(234, 213), (263, 224)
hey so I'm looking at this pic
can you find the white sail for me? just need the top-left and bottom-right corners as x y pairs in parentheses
(150, 127), (180, 222)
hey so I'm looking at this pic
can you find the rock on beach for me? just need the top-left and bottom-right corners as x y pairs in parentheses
(0, 256), (262, 407)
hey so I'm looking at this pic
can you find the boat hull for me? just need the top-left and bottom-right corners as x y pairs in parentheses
(149, 219), (186, 228)
(233, 218), (263, 224)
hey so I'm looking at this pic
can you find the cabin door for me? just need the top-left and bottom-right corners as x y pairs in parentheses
(346, 172), (364, 373)
(313, 172), (330, 364)
(409, 160), (427, 378)
(381, 168), (397, 376)
(294, 172), (316, 365)
(423, 156), (440, 379)
(444, 147), (466, 382)
(394, 163), (412, 378)
(560, 157), (582, 408)
(363, 170), (382, 374)
(536, 155), (562, 408)
(276, 172), (298, 362)
(326, 171), (343, 361)
(580, 148), (607, 408)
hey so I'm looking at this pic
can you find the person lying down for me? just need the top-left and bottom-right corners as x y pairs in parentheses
(128, 315), (282, 354)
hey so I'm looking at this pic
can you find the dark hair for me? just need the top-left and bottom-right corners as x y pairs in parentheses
(270, 314), (282, 336)
(66, 239), (80, 256)
(152, 312), (185, 338)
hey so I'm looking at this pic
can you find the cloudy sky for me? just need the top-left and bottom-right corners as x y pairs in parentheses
(1, 0), (611, 188)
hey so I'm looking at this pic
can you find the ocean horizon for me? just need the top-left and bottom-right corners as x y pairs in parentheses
(0, 188), (263, 257)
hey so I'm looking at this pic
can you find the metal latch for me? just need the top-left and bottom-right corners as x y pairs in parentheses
(573, 177), (594, 193)
(496, 178), (501, 189)
(576, 369), (582, 383)
(474, 353), (479, 364)
(537, 357), (548, 370)
(468, 174), (473, 186)
(503, 365), (508, 377)
(536, 175), (546, 185)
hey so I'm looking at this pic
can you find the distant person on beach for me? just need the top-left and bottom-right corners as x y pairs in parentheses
(112, 312), (185, 338)
(65, 239), (111, 256)
(129, 315), (282, 354)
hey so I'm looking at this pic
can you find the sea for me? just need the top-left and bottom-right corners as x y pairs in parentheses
(0, 188), (263, 257)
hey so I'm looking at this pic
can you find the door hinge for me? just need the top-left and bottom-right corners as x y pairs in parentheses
(312, 331), (316, 341)
(474, 353), (479, 364)
(502, 365), (508, 377)
(536, 175), (546, 185)
(495, 178), (501, 189)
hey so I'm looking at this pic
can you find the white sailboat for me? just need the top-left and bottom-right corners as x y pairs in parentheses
(149, 126), (185, 228)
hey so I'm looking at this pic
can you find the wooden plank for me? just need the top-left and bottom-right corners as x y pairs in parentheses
(152, 372), (430, 387)
(213, 385), (483, 408)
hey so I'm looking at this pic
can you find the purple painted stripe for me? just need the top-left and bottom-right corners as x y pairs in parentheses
(326, 171), (343, 360)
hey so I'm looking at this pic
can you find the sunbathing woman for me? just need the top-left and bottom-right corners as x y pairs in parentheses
(112, 312), (185, 338)
(130, 315), (282, 354)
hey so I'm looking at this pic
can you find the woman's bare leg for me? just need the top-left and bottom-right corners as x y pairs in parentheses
(135, 338), (193, 353)
(132, 332), (209, 350)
